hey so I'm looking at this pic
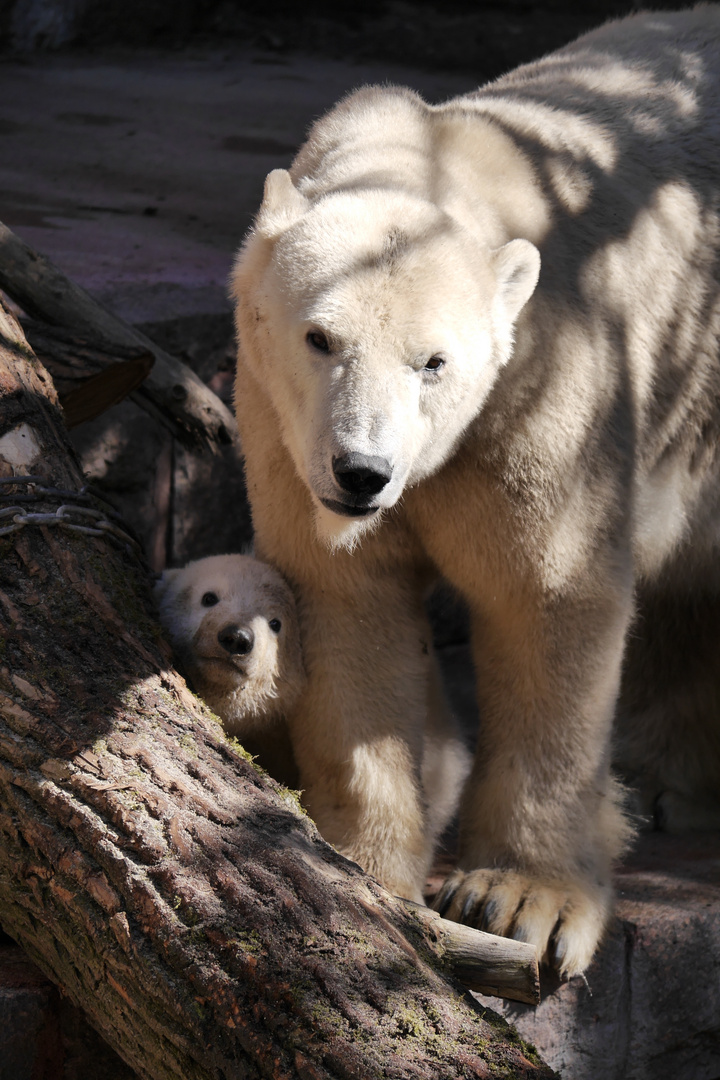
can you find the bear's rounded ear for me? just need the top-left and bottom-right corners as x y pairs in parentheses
(154, 568), (180, 603)
(256, 169), (309, 238)
(493, 238), (540, 324)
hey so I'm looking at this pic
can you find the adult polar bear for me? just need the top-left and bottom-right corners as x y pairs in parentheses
(233, 8), (720, 977)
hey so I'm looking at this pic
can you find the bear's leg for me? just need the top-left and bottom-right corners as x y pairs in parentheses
(235, 367), (439, 903)
(435, 587), (634, 978)
(287, 579), (441, 905)
(421, 656), (472, 855)
(617, 574), (720, 831)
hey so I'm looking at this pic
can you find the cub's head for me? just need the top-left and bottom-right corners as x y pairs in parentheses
(155, 554), (304, 735)
(233, 169), (539, 550)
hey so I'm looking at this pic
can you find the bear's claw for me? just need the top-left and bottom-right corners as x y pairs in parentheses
(433, 869), (464, 918)
(433, 867), (611, 978)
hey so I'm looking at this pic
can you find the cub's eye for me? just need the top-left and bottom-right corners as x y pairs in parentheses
(306, 330), (330, 353)
(201, 592), (219, 607)
(424, 355), (445, 372)
(269, 618), (282, 633)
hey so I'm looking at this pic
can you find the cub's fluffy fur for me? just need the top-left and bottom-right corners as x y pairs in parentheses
(156, 554), (304, 783)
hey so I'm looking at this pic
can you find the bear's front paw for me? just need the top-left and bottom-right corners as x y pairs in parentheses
(433, 867), (611, 978)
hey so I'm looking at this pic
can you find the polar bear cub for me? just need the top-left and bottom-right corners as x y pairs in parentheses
(156, 554), (471, 828)
(155, 554), (304, 782)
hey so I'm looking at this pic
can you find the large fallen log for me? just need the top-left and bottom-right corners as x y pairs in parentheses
(0, 301), (550, 1079)
(0, 221), (237, 451)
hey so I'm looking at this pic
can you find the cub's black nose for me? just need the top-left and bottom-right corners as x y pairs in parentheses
(218, 625), (254, 655)
(332, 452), (392, 497)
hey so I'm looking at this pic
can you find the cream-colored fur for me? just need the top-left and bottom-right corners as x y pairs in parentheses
(155, 554), (305, 783)
(155, 555), (470, 818)
(232, 8), (720, 976)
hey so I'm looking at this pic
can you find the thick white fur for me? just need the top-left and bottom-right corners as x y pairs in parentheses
(232, 9), (720, 976)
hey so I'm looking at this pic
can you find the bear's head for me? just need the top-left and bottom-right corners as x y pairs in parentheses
(155, 554), (305, 735)
(233, 169), (539, 550)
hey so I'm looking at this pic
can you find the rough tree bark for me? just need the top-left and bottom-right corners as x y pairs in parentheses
(0, 302), (553, 1080)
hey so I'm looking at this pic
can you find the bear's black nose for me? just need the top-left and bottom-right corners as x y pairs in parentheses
(218, 625), (254, 655)
(332, 453), (392, 496)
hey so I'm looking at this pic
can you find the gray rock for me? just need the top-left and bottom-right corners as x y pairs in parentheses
(473, 832), (720, 1080)
(0, 938), (135, 1080)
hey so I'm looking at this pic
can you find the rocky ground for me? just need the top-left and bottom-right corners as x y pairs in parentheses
(0, 10), (719, 1079)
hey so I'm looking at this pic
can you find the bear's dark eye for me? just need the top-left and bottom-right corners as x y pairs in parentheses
(424, 355), (445, 372)
(307, 330), (330, 353)
(269, 618), (282, 633)
(201, 592), (219, 607)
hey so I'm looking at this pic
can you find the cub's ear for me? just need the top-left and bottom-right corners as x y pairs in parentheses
(493, 238), (540, 323)
(154, 568), (180, 603)
(256, 169), (309, 237)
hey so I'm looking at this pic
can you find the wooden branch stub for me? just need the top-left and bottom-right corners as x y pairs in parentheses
(406, 902), (541, 1005)
(26, 328), (156, 429)
(0, 221), (239, 452)
(23, 322), (157, 428)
